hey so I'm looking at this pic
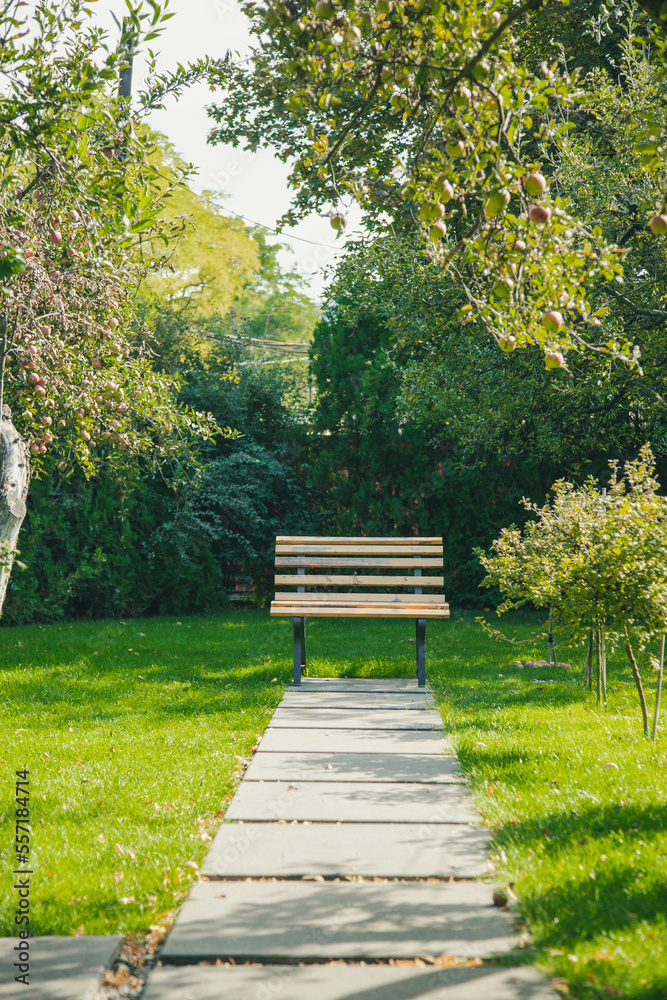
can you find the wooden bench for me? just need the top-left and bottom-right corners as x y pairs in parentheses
(270, 536), (450, 687)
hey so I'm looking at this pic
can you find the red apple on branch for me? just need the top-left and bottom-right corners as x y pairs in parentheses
(529, 205), (551, 225)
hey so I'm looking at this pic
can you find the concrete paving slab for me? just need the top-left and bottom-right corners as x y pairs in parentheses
(201, 822), (489, 878)
(293, 678), (430, 693)
(281, 691), (435, 709)
(0, 935), (122, 999)
(144, 964), (556, 1000)
(160, 880), (519, 961)
(244, 752), (463, 783)
(225, 781), (478, 823)
(295, 677), (426, 685)
(258, 728), (452, 755)
(269, 709), (442, 730)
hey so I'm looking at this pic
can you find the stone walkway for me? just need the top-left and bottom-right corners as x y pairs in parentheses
(144, 677), (555, 999)
(0, 935), (122, 999)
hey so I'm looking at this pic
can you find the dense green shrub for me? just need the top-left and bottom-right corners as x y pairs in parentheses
(2, 467), (217, 624)
(3, 440), (318, 624)
(308, 312), (535, 606)
(3, 322), (319, 625)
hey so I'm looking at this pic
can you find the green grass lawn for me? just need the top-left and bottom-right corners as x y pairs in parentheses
(1, 609), (665, 999)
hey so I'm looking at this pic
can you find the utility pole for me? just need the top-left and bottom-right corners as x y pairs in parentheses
(118, 18), (133, 101)
(116, 18), (134, 166)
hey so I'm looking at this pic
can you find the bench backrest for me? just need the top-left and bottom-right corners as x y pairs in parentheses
(274, 536), (445, 608)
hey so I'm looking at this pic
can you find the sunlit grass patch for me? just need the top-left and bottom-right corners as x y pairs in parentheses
(0, 612), (284, 936)
(430, 612), (667, 1000)
(1, 608), (665, 1000)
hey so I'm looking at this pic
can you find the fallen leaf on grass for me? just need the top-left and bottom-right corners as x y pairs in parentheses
(551, 979), (569, 995)
(74, 924), (85, 936)
(567, 954), (579, 963)
(113, 872), (123, 883)
(119, 896), (135, 905)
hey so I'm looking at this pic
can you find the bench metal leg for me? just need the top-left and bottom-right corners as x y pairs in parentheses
(293, 616), (306, 685)
(302, 618), (307, 675)
(416, 618), (426, 687)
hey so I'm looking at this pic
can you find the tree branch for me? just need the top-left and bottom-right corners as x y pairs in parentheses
(603, 283), (667, 320)
(325, 72), (383, 168)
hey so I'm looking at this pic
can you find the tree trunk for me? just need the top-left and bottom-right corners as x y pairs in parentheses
(652, 635), (665, 741)
(0, 406), (30, 614)
(584, 629), (593, 690)
(596, 630), (602, 707)
(624, 634), (650, 736)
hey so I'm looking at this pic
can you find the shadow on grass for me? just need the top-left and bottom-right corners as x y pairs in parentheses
(496, 801), (665, 917)
(0, 613), (428, 727)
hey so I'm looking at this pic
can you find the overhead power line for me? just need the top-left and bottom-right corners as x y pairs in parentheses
(224, 208), (347, 251)
(216, 333), (310, 354)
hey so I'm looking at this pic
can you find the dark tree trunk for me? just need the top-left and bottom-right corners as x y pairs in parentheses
(624, 635), (650, 736)
(0, 406), (30, 614)
(636, 0), (667, 31)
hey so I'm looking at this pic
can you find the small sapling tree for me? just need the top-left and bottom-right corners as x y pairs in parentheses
(479, 445), (667, 735)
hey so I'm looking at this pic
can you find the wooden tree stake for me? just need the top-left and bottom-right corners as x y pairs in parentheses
(652, 635), (665, 741)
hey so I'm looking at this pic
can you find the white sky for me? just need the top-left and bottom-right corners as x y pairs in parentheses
(95, 0), (362, 302)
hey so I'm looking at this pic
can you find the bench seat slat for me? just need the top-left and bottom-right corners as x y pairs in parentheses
(275, 575), (446, 587)
(274, 592), (446, 604)
(271, 604), (450, 618)
(276, 556), (444, 568)
(276, 536), (443, 545)
(276, 544), (443, 556)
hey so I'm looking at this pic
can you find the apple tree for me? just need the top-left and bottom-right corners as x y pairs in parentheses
(0, 0), (217, 611)
(208, 0), (667, 367)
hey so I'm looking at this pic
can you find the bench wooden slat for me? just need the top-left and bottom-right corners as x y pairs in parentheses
(271, 604), (450, 618)
(274, 575), (446, 587)
(274, 592), (446, 604)
(276, 536), (443, 545)
(276, 544), (443, 556)
(275, 556), (444, 568)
